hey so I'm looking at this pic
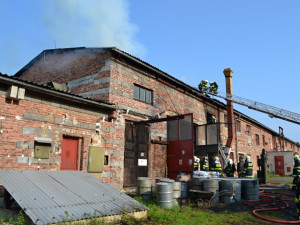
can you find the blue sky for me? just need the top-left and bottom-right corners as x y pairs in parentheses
(1, 0), (300, 143)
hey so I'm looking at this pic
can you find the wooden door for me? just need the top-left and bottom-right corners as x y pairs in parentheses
(124, 121), (150, 187)
(275, 156), (284, 175)
(61, 137), (79, 170)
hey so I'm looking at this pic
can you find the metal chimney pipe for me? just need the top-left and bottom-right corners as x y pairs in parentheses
(223, 68), (235, 154)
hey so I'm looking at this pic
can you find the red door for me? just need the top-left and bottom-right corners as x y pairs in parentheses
(167, 114), (193, 180)
(275, 156), (284, 175)
(61, 137), (79, 170)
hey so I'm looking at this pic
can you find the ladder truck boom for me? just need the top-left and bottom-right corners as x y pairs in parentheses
(206, 90), (300, 125)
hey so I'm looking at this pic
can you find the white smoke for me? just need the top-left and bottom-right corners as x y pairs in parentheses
(42, 0), (146, 57)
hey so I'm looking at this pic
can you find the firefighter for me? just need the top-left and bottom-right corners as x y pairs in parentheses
(237, 156), (245, 178)
(295, 178), (300, 222)
(211, 156), (222, 175)
(292, 154), (300, 191)
(198, 80), (209, 93)
(225, 158), (236, 177)
(201, 156), (209, 172)
(194, 156), (200, 171)
(243, 155), (253, 178)
(209, 82), (218, 94)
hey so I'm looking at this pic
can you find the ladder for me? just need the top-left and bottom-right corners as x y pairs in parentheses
(205, 90), (300, 125)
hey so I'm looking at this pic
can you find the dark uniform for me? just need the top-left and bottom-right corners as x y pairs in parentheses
(295, 179), (300, 222)
(237, 157), (245, 178)
(292, 155), (300, 191)
(225, 160), (236, 177)
(201, 157), (209, 171)
(211, 157), (222, 174)
(243, 156), (253, 178)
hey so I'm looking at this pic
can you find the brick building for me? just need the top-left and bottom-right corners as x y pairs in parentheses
(0, 73), (130, 189)
(8, 47), (300, 188)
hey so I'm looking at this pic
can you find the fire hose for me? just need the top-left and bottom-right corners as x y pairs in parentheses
(243, 190), (299, 224)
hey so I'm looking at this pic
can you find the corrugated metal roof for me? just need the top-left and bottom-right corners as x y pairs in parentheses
(0, 170), (148, 225)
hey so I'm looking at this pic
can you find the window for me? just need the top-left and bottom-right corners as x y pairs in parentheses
(262, 135), (265, 147)
(246, 125), (251, 135)
(134, 85), (152, 104)
(255, 134), (260, 146)
(224, 114), (228, 128)
(236, 120), (241, 132)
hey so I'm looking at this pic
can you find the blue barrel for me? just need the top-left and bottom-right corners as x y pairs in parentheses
(180, 181), (189, 199)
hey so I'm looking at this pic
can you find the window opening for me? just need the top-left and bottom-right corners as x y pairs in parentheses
(134, 84), (152, 104)
(255, 134), (260, 146)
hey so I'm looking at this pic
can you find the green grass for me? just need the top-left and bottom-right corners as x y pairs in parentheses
(133, 197), (266, 225)
(1, 198), (267, 225)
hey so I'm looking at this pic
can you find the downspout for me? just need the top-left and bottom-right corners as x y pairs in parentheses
(223, 68), (235, 155)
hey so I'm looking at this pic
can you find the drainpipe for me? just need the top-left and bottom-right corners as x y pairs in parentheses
(223, 68), (235, 155)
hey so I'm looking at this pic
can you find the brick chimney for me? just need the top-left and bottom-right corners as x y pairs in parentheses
(223, 68), (234, 154)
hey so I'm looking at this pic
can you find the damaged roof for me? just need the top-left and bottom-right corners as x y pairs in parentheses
(0, 170), (148, 225)
(0, 72), (115, 111)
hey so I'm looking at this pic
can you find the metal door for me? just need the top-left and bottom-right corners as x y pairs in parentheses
(124, 121), (150, 187)
(275, 156), (284, 175)
(167, 114), (193, 180)
(61, 137), (79, 170)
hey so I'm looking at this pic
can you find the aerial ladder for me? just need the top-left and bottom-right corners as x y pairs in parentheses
(206, 90), (300, 126)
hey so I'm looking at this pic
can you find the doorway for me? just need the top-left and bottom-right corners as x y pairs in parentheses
(124, 121), (150, 187)
(61, 136), (79, 170)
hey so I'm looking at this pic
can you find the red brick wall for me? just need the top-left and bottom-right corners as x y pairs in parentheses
(0, 86), (124, 189)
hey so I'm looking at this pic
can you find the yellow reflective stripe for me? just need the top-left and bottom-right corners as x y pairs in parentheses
(295, 197), (299, 203)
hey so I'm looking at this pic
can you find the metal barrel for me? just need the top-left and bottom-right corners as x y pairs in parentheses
(219, 179), (236, 203)
(241, 178), (259, 200)
(192, 177), (208, 191)
(159, 178), (175, 190)
(156, 182), (174, 208)
(137, 177), (152, 201)
(173, 181), (182, 205)
(180, 181), (189, 199)
(233, 178), (241, 201)
(203, 178), (220, 203)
